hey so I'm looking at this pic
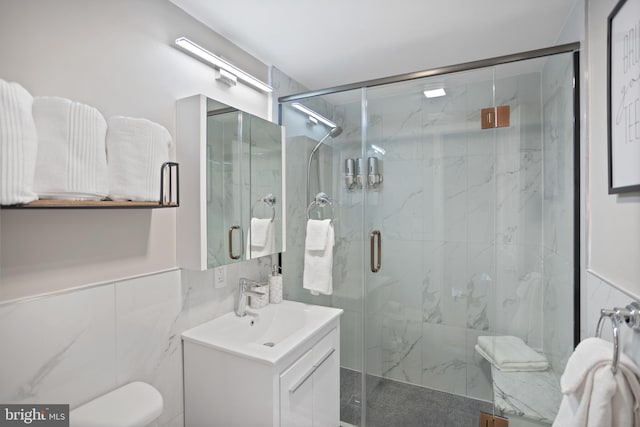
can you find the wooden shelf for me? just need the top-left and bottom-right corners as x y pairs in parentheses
(2, 200), (178, 209)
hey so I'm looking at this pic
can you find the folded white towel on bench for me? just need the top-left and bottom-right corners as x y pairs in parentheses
(476, 335), (549, 372)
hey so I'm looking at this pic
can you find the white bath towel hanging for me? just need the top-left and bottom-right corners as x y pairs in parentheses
(106, 116), (171, 202)
(0, 79), (38, 205)
(476, 335), (549, 371)
(553, 337), (640, 427)
(303, 219), (334, 295)
(33, 96), (108, 200)
(246, 217), (275, 258)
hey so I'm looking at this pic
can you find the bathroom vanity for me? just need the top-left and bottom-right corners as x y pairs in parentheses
(182, 301), (342, 427)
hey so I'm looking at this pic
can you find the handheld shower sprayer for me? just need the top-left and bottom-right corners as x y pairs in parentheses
(306, 126), (343, 205)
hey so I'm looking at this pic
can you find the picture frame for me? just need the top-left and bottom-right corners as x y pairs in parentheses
(607, 0), (640, 193)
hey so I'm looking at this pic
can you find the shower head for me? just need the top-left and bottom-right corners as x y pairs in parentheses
(329, 126), (343, 138)
(310, 126), (343, 157)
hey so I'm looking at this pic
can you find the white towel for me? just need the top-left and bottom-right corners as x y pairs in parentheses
(0, 79), (38, 205)
(476, 335), (549, 371)
(246, 217), (275, 258)
(305, 218), (332, 251)
(303, 219), (335, 296)
(553, 337), (640, 427)
(33, 97), (108, 200)
(106, 116), (171, 201)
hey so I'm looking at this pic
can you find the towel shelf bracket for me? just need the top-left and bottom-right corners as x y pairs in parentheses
(3, 162), (180, 209)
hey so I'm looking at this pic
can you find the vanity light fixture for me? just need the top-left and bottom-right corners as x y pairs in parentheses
(216, 69), (237, 87)
(175, 37), (272, 93)
(291, 103), (338, 129)
(423, 88), (446, 98)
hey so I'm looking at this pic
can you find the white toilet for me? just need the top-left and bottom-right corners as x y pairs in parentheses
(69, 382), (163, 427)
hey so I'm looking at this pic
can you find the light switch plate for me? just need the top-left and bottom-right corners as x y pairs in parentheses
(214, 266), (226, 288)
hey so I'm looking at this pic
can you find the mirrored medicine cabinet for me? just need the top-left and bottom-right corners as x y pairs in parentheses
(177, 95), (284, 270)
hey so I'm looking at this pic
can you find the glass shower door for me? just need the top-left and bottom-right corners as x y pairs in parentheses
(363, 69), (498, 425)
(280, 46), (578, 427)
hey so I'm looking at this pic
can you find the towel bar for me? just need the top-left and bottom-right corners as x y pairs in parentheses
(596, 301), (640, 374)
(306, 192), (335, 223)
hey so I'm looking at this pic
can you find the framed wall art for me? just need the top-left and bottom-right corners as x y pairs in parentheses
(608, 0), (640, 193)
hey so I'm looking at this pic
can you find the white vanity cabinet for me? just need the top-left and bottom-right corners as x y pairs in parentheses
(279, 328), (339, 427)
(181, 301), (342, 427)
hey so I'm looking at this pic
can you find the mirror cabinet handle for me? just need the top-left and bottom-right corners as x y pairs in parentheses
(228, 225), (242, 260)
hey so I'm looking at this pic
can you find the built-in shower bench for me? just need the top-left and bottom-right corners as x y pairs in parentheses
(491, 367), (562, 425)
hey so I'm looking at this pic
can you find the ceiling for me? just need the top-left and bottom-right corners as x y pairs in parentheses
(170, 0), (577, 91)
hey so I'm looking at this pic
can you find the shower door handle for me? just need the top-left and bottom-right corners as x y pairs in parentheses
(370, 230), (381, 273)
(228, 225), (242, 260)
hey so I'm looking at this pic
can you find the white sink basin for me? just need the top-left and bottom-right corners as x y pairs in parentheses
(181, 300), (343, 365)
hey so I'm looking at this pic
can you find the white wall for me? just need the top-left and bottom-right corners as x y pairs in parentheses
(0, 0), (270, 301)
(587, 0), (640, 296)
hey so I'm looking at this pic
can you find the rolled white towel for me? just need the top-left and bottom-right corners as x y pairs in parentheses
(553, 337), (640, 427)
(0, 79), (38, 205)
(33, 96), (108, 200)
(106, 116), (171, 201)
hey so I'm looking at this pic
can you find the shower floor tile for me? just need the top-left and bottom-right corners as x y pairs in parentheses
(341, 367), (493, 427)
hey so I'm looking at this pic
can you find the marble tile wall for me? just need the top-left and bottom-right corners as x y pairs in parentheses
(0, 258), (272, 427)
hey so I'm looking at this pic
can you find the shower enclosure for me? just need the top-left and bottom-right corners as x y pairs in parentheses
(280, 44), (579, 427)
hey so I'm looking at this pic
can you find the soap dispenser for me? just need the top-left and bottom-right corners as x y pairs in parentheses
(269, 265), (283, 304)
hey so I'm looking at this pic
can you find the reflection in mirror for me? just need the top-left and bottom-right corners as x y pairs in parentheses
(205, 98), (283, 268)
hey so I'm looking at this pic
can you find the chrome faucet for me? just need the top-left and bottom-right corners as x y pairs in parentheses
(235, 278), (266, 317)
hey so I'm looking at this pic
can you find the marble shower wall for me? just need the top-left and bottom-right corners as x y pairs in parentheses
(0, 258), (273, 427)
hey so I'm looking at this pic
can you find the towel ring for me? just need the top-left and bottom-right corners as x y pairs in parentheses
(595, 302), (640, 375)
(251, 194), (276, 222)
(306, 192), (335, 223)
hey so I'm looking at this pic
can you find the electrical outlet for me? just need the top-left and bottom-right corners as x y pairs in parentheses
(479, 412), (508, 427)
(214, 266), (226, 288)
